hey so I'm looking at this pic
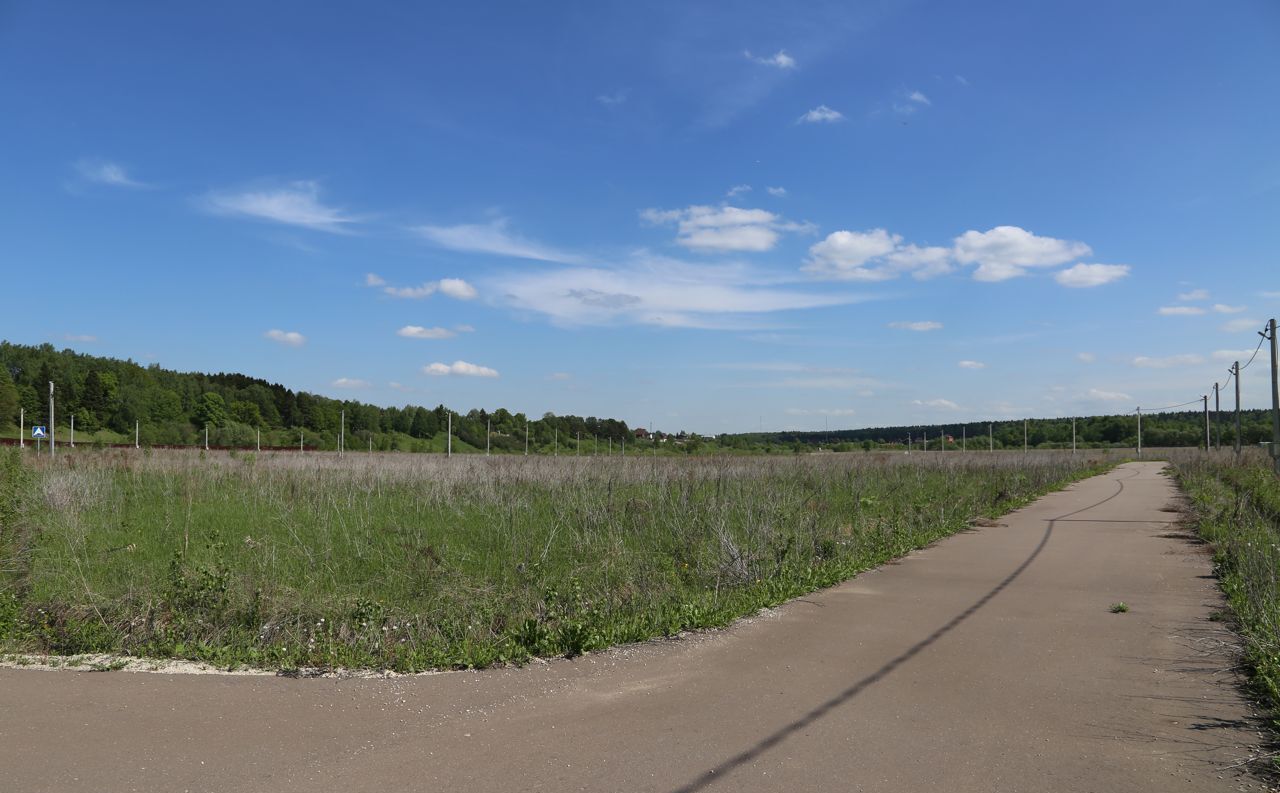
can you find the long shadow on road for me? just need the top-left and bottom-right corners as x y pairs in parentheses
(669, 467), (1140, 793)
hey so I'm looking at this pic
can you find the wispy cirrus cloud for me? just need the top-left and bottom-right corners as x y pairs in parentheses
(331, 378), (371, 389)
(413, 217), (580, 263)
(204, 181), (356, 233)
(1178, 289), (1210, 301)
(1213, 303), (1246, 314)
(888, 320), (942, 332)
(1158, 306), (1205, 316)
(1132, 354), (1204, 368)
(912, 398), (959, 410)
(1086, 388), (1131, 402)
(75, 159), (148, 188)
(490, 253), (863, 329)
(63, 333), (98, 343)
(1222, 317), (1263, 333)
(957, 360), (985, 369)
(641, 205), (814, 253)
(423, 361), (499, 377)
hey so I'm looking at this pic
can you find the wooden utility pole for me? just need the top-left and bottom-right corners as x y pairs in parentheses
(1268, 318), (1280, 473)
(1214, 382), (1221, 450)
(1234, 361), (1242, 455)
(1203, 395), (1210, 451)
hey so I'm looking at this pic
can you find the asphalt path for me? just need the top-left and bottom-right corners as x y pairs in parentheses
(0, 461), (1270, 792)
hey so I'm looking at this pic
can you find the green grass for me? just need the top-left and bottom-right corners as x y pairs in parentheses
(1172, 450), (1280, 712)
(0, 447), (1113, 672)
(1109, 602), (1129, 613)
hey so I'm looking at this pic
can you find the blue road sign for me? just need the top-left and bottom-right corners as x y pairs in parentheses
(31, 426), (47, 439)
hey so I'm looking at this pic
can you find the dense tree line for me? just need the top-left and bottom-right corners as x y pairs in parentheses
(726, 410), (1278, 451)
(0, 342), (631, 452)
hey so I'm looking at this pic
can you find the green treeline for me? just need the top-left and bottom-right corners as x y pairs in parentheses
(724, 410), (1276, 452)
(0, 342), (631, 452)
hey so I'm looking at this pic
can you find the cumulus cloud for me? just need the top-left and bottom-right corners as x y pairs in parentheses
(957, 360), (985, 369)
(1222, 317), (1263, 333)
(745, 49), (796, 69)
(1158, 306), (1206, 316)
(641, 205), (813, 253)
(205, 181), (356, 233)
(331, 378), (371, 388)
(413, 217), (579, 263)
(264, 329), (306, 347)
(1178, 289), (1210, 301)
(953, 226), (1091, 282)
(1132, 354), (1204, 368)
(397, 326), (456, 340)
(438, 278), (478, 300)
(1213, 304), (1246, 314)
(375, 277), (477, 301)
(1077, 352), (1096, 363)
(1087, 388), (1131, 402)
(888, 321), (942, 332)
(798, 105), (844, 123)
(490, 254), (862, 329)
(803, 229), (954, 282)
(1055, 263), (1129, 288)
(423, 361), (499, 377)
(75, 159), (147, 188)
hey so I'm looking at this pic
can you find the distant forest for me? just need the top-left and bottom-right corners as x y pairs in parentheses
(1, 341), (1274, 453)
(0, 342), (632, 453)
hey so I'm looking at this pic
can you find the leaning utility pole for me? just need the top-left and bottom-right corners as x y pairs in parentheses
(1233, 361), (1242, 455)
(1268, 318), (1280, 474)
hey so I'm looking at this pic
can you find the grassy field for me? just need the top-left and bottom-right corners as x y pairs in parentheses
(0, 446), (1115, 672)
(1173, 449), (1280, 714)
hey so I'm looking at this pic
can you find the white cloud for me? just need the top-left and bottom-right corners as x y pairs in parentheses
(413, 217), (579, 263)
(438, 278), (478, 300)
(640, 205), (812, 253)
(1222, 317), (1263, 333)
(957, 360), (985, 369)
(596, 90), (627, 106)
(726, 184), (752, 198)
(490, 254), (862, 329)
(1212, 349), (1254, 362)
(1157, 306), (1205, 316)
(75, 159), (146, 188)
(383, 283), (438, 299)
(63, 333), (98, 343)
(798, 105), (844, 123)
(454, 324), (475, 333)
(1132, 354), (1204, 368)
(956, 75), (970, 87)
(745, 49), (796, 69)
(908, 90), (931, 105)
(785, 408), (857, 416)
(264, 329), (306, 347)
(331, 378), (371, 389)
(397, 325), (456, 340)
(1087, 388), (1131, 402)
(547, 372), (572, 381)
(1178, 289), (1210, 301)
(1212, 304), (1246, 314)
(364, 273), (386, 287)
(953, 226), (1091, 282)
(912, 398), (959, 410)
(1055, 263), (1129, 288)
(1260, 291), (1280, 299)
(1077, 352), (1096, 363)
(766, 186), (787, 197)
(888, 321), (942, 332)
(423, 361), (499, 378)
(803, 230), (954, 282)
(205, 181), (355, 233)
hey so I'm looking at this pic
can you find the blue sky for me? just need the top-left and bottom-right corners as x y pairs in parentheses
(2, 1), (1278, 434)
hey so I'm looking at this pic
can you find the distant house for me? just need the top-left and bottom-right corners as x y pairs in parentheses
(634, 428), (650, 439)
